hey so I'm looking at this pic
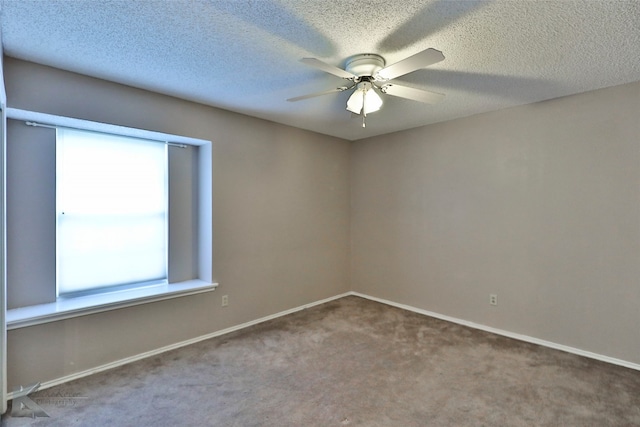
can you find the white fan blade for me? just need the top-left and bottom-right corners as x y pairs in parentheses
(376, 48), (445, 81)
(300, 58), (356, 79)
(287, 86), (349, 102)
(382, 83), (445, 104)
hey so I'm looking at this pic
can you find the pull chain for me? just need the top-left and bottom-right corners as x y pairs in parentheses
(362, 90), (367, 127)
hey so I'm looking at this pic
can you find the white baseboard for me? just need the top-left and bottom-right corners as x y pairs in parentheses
(7, 292), (351, 399)
(10, 289), (638, 399)
(350, 291), (640, 372)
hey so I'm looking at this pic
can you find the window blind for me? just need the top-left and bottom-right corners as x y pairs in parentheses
(56, 128), (168, 296)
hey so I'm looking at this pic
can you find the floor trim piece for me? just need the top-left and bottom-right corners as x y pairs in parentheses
(351, 291), (640, 372)
(9, 290), (638, 399)
(7, 292), (351, 399)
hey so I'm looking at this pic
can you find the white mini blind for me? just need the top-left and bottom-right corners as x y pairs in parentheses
(56, 128), (168, 296)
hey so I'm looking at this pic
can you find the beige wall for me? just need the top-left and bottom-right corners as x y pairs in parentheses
(4, 58), (351, 388)
(352, 81), (640, 364)
(4, 55), (640, 389)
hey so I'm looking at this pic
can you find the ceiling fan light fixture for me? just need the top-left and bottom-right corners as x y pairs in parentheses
(346, 81), (383, 115)
(363, 86), (383, 114)
(291, 48), (446, 127)
(345, 91), (363, 114)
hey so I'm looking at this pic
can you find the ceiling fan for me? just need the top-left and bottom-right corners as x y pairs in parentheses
(287, 48), (446, 127)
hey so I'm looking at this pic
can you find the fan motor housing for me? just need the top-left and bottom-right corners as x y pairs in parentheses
(345, 54), (385, 77)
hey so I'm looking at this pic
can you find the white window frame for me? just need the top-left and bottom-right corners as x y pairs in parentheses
(5, 109), (216, 330)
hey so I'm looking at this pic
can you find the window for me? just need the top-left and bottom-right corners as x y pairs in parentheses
(56, 128), (168, 297)
(5, 109), (215, 329)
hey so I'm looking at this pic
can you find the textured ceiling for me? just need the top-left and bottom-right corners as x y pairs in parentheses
(1, 0), (639, 141)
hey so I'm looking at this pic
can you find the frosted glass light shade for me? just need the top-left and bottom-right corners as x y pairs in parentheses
(346, 89), (364, 114)
(346, 82), (383, 115)
(363, 88), (383, 114)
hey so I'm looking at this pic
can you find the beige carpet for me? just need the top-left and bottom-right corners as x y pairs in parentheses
(2, 296), (640, 426)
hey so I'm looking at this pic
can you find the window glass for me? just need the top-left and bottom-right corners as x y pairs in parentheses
(56, 128), (168, 296)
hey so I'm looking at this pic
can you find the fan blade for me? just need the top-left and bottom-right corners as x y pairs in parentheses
(287, 86), (349, 102)
(376, 48), (445, 81)
(382, 83), (445, 104)
(300, 58), (356, 79)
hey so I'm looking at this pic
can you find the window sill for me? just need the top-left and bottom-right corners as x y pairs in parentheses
(6, 280), (218, 330)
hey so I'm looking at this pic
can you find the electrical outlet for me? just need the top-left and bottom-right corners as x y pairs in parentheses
(489, 294), (498, 306)
(221, 295), (229, 307)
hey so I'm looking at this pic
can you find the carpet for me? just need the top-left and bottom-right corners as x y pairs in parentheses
(2, 296), (640, 426)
